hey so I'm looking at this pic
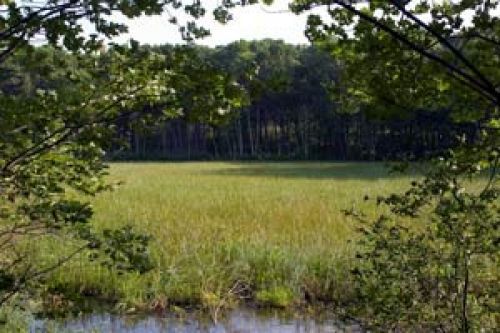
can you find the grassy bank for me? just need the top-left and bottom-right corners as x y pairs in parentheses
(41, 162), (413, 313)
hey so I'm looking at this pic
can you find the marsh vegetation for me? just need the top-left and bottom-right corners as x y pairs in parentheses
(41, 162), (408, 313)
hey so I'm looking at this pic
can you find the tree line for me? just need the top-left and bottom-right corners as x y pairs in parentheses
(0, 40), (479, 161)
(109, 40), (479, 161)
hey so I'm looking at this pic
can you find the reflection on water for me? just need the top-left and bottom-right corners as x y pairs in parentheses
(32, 308), (362, 333)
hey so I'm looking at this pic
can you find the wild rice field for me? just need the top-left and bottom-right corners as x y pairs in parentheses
(45, 162), (414, 311)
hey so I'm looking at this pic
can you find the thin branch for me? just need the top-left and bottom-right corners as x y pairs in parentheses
(330, 1), (498, 105)
(389, 0), (499, 102)
(482, 154), (499, 194)
(0, 1), (80, 41)
(0, 244), (87, 306)
(1, 85), (149, 174)
(467, 32), (500, 48)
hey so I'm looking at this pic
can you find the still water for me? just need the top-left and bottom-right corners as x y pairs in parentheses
(31, 308), (362, 333)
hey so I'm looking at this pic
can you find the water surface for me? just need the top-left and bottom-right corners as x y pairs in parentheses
(32, 308), (362, 332)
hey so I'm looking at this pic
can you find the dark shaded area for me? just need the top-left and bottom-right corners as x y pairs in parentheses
(201, 162), (411, 180)
(116, 110), (477, 162)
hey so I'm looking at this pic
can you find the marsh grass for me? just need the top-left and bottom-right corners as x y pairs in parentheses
(43, 162), (414, 311)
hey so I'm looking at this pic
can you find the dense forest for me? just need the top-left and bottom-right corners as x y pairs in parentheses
(116, 40), (478, 161)
(1, 40), (477, 161)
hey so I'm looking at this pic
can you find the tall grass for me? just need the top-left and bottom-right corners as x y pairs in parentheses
(45, 162), (413, 311)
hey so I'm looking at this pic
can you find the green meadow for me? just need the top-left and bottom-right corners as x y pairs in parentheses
(44, 162), (413, 312)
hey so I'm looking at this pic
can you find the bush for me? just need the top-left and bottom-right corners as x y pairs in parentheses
(348, 135), (499, 332)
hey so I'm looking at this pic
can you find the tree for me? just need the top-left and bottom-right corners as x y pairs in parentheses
(289, 0), (499, 331)
(0, 0), (248, 309)
(120, 40), (475, 161)
(292, 0), (499, 117)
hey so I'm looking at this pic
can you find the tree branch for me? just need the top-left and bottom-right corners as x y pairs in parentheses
(330, 0), (498, 105)
(389, 0), (499, 103)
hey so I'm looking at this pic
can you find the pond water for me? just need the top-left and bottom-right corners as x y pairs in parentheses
(31, 308), (362, 333)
